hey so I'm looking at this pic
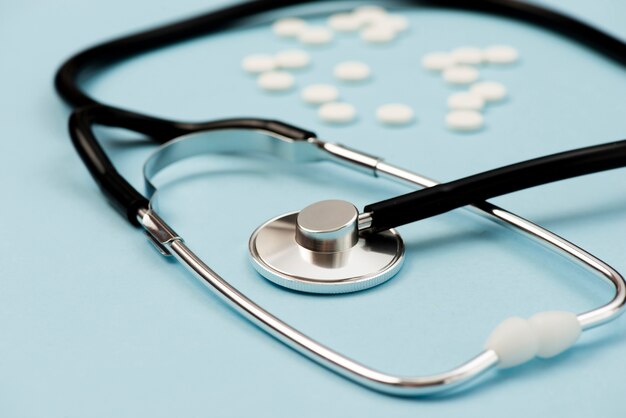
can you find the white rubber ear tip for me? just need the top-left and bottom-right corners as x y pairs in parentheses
(485, 317), (538, 368)
(529, 311), (581, 358)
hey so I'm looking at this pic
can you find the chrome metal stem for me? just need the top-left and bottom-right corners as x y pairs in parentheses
(357, 212), (373, 230)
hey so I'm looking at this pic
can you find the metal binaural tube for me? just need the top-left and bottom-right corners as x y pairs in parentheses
(139, 137), (625, 396)
(139, 208), (498, 395)
(167, 235), (499, 395)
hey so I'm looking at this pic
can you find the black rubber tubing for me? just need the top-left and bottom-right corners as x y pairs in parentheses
(55, 0), (626, 227)
(365, 139), (626, 232)
(68, 106), (314, 225)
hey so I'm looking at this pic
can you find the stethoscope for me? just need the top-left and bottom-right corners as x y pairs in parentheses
(55, 0), (626, 396)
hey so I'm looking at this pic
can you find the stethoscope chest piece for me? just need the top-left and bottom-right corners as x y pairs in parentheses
(248, 200), (405, 293)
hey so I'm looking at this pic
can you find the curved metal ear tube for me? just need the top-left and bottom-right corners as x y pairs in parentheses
(142, 128), (625, 396)
(143, 127), (325, 202)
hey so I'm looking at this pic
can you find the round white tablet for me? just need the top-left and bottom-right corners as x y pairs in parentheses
(484, 45), (519, 64)
(274, 49), (311, 69)
(272, 18), (307, 38)
(298, 26), (333, 45)
(451, 47), (484, 65)
(447, 92), (485, 110)
(422, 52), (455, 71)
(470, 81), (507, 101)
(257, 71), (295, 91)
(301, 84), (339, 104)
(443, 65), (479, 84)
(241, 53), (276, 73)
(382, 14), (409, 32)
(376, 103), (415, 125)
(353, 5), (387, 24)
(327, 13), (361, 32)
(446, 110), (484, 131)
(334, 61), (371, 81)
(361, 25), (396, 43)
(319, 102), (357, 124)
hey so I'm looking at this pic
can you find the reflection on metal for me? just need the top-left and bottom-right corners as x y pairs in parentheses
(141, 129), (625, 396)
(249, 211), (404, 293)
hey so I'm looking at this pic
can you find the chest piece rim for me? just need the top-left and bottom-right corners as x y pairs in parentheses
(248, 200), (405, 294)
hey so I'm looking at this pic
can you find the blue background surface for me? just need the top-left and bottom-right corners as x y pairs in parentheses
(1, 1), (625, 416)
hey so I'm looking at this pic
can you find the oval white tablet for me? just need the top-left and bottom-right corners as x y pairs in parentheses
(484, 45), (519, 64)
(447, 92), (485, 110)
(272, 18), (307, 38)
(376, 103), (415, 125)
(334, 61), (371, 81)
(298, 26), (333, 45)
(451, 47), (484, 65)
(422, 52), (455, 71)
(361, 25), (396, 43)
(241, 53), (276, 74)
(319, 102), (357, 124)
(274, 49), (311, 69)
(327, 13), (361, 32)
(446, 110), (484, 131)
(257, 71), (295, 92)
(470, 81), (507, 101)
(301, 84), (339, 104)
(443, 65), (479, 84)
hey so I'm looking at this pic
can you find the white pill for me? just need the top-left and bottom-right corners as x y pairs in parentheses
(446, 110), (484, 131)
(485, 317), (538, 368)
(354, 5), (387, 24)
(334, 61), (371, 81)
(443, 65), (479, 84)
(298, 26), (333, 45)
(327, 13), (361, 32)
(447, 92), (485, 110)
(361, 25), (396, 43)
(241, 53), (276, 74)
(301, 84), (339, 104)
(257, 71), (295, 91)
(319, 102), (357, 124)
(451, 47), (484, 65)
(484, 45), (519, 64)
(272, 18), (307, 38)
(274, 49), (311, 69)
(470, 81), (507, 102)
(376, 103), (415, 125)
(382, 14), (409, 32)
(422, 52), (455, 71)
(529, 311), (581, 358)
